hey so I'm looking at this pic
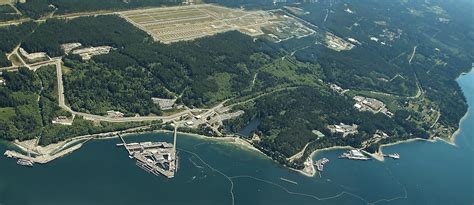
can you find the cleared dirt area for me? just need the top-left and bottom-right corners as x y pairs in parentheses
(0, 0), (11, 5)
(119, 4), (285, 44)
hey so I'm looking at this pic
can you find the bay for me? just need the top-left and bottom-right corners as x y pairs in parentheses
(0, 70), (473, 205)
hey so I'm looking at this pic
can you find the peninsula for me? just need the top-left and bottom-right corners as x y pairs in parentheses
(0, 0), (472, 177)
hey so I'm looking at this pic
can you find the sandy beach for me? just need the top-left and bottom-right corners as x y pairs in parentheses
(450, 107), (471, 144)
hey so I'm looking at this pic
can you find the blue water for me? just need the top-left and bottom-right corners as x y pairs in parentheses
(0, 70), (472, 204)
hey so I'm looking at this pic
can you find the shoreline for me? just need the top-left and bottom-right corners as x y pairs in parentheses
(291, 146), (353, 177)
(451, 66), (474, 143)
(3, 127), (268, 165)
(3, 68), (472, 177)
(298, 66), (474, 166)
(116, 129), (266, 157)
(4, 105), (470, 177)
(450, 105), (471, 145)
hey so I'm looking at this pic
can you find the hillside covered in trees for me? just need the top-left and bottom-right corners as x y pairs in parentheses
(0, 0), (472, 170)
(0, 22), (36, 67)
(21, 15), (277, 115)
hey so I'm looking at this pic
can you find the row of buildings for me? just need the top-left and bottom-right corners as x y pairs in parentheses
(353, 96), (394, 117)
(61, 43), (113, 60)
(327, 123), (358, 137)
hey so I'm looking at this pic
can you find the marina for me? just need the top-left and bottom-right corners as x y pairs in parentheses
(313, 158), (329, 172)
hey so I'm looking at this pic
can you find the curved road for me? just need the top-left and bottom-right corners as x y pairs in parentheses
(53, 59), (200, 123)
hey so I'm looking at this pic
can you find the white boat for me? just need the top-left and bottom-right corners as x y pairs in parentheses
(387, 153), (400, 159)
(17, 159), (34, 167)
(339, 150), (371, 160)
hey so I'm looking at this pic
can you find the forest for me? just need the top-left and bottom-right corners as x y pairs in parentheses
(226, 0), (472, 168)
(21, 15), (277, 115)
(225, 86), (427, 164)
(0, 67), (150, 145)
(0, 4), (21, 22)
(0, 0), (471, 170)
(287, 0), (473, 132)
(0, 22), (36, 67)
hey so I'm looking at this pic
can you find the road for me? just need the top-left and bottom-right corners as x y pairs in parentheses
(55, 59), (72, 113)
(226, 86), (300, 108)
(1, 9), (299, 127)
(0, 7), (116, 27)
(276, 8), (320, 31)
(287, 142), (311, 162)
(430, 109), (441, 129)
(6, 52), (239, 125)
(409, 46), (417, 64)
(51, 58), (197, 123)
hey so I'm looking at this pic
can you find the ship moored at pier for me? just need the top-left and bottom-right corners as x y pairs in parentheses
(339, 150), (371, 160)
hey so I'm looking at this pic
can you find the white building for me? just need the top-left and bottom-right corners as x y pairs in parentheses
(19, 48), (47, 61)
(61, 43), (82, 54)
(107, 110), (124, 118)
(151, 97), (176, 110)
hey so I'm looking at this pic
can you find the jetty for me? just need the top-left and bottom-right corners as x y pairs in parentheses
(4, 143), (83, 165)
(117, 125), (179, 178)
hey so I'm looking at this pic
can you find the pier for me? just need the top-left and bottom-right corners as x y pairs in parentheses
(117, 125), (178, 178)
(4, 143), (83, 164)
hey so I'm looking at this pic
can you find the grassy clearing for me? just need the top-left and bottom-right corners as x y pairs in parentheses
(61, 64), (72, 74)
(0, 0), (11, 6)
(259, 57), (323, 86)
(9, 53), (22, 67)
(204, 72), (234, 104)
(0, 107), (15, 122)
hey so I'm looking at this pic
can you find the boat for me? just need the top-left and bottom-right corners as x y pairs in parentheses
(387, 153), (400, 159)
(339, 150), (371, 160)
(17, 159), (34, 167)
